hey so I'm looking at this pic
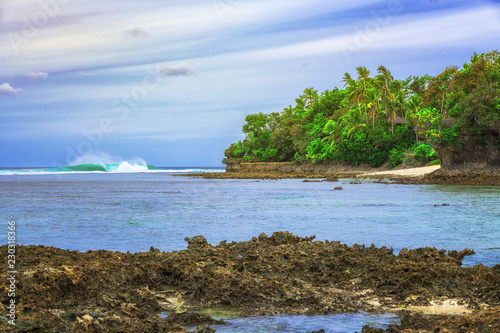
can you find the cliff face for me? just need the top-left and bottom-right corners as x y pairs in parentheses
(222, 158), (378, 177)
(422, 120), (500, 185)
(430, 125), (500, 174)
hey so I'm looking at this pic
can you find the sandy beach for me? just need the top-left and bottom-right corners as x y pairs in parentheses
(358, 165), (441, 179)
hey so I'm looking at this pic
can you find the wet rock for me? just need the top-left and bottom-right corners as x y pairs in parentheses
(1, 232), (498, 332)
(359, 326), (386, 333)
(362, 307), (500, 332)
(334, 186), (343, 190)
(185, 236), (210, 249)
(165, 312), (226, 326)
(325, 177), (339, 182)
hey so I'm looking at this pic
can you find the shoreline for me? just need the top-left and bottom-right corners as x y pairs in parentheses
(184, 163), (500, 185)
(3, 232), (498, 332)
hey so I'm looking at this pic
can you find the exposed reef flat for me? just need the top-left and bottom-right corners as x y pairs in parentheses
(420, 166), (500, 186)
(1, 232), (498, 332)
(185, 160), (500, 185)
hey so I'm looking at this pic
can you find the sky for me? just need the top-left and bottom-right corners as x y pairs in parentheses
(1, 0), (500, 167)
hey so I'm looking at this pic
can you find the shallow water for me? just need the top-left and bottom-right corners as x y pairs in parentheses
(1, 172), (498, 267)
(200, 313), (399, 333)
(160, 309), (399, 332)
(1, 170), (499, 332)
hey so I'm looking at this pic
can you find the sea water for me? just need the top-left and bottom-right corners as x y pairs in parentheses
(1, 166), (499, 332)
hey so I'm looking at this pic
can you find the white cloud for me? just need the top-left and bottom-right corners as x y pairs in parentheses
(159, 63), (196, 77)
(24, 72), (49, 79)
(0, 83), (22, 96)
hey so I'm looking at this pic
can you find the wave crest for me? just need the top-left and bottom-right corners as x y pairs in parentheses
(60, 162), (149, 173)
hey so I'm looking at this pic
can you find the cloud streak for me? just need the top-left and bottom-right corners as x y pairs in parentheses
(159, 63), (196, 77)
(24, 72), (49, 79)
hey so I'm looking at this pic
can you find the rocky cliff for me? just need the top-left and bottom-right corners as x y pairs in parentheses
(431, 131), (500, 172)
(423, 119), (500, 185)
(222, 158), (379, 178)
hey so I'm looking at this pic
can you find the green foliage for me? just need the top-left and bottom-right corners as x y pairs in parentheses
(388, 147), (406, 167)
(456, 81), (500, 135)
(412, 107), (459, 145)
(412, 142), (438, 164)
(224, 50), (500, 167)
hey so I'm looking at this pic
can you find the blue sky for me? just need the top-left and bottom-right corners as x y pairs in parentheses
(1, 0), (500, 167)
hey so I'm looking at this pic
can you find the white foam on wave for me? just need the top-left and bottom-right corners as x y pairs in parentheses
(70, 152), (147, 167)
(108, 162), (149, 172)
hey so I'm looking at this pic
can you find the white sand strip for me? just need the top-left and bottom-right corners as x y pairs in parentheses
(360, 165), (441, 178)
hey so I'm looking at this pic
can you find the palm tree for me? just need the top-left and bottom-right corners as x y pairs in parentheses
(405, 94), (423, 141)
(356, 67), (371, 122)
(375, 65), (393, 99)
(341, 109), (367, 138)
(385, 80), (408, 133)
(300, 87), (319, 109)
(406, 94), (422, 115)
(342, 73), (364, 118)
(356, 66), (370, 85)
(283, 105), (294, 118)
(365, 86), (380, 128)
(374, 66), (395, 131)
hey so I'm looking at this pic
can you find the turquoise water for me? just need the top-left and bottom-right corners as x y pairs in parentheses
(0, 164), (222, 175)
(1, 167), (499, 332)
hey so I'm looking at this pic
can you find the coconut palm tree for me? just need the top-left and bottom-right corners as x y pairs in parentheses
(342, 73), (364, 118)
(385, 80), (409, 133)
(406, 94), (423, 141)
(301, 87), (319, 109)
(375, 65), (393, 100)
(365, 86), (380, 128)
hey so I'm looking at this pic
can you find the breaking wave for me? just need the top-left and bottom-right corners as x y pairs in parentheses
(0, 153), (223, 175)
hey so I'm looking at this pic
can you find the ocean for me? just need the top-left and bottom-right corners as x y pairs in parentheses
(1, 163), (499, 332)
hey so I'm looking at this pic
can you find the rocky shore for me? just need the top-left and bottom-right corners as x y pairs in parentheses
(2, 232), (498, 332)
(186, 158), (500, 185)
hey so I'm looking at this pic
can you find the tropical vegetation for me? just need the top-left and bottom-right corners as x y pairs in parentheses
(225, 51), (500, 167)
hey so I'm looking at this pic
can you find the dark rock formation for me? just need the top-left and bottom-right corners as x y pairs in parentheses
(422, 117), (500, 184)
(431, 130), (500, 172)
(2, 232), (498, 332)
(221, 158), (380, 179)
(360, 308), (500, 333)
(165, 312), (225, 326)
